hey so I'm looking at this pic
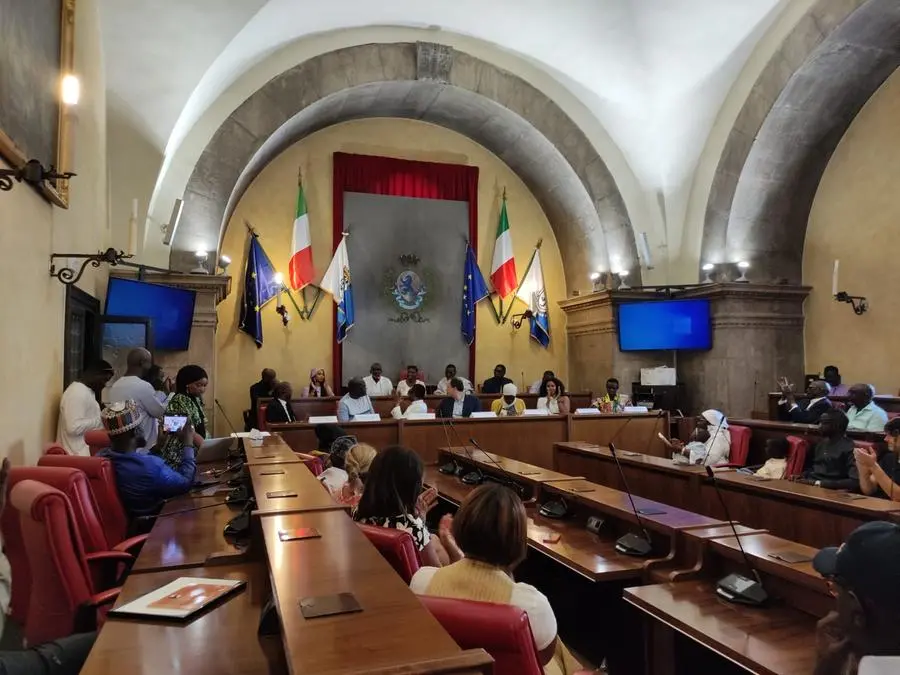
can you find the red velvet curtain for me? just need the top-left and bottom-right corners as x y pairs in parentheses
(331, 152), (480, 387)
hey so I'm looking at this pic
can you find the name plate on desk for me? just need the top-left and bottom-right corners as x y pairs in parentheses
(623, 406), (649, 413)
(351, 414), (381, 422)
(470, 411), (497, 419)
(522, 408), (550, 417)
(407, 412), (436, 420)
(575, 408), (601, 415)
(308, 415), (339, 424)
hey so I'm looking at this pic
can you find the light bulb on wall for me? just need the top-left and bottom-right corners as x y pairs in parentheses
(618, 269), (631, 290)
(702, 263), (715, 284)
(191, 249), (209, 275)
(273, 272), (284, 286)
(61, 74), (80, 106)
(589, 272), (600, 281)
(736, 260), (750, 283)
(218, 255), (231, 274)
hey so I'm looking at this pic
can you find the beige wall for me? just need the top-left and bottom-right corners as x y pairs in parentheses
(0, 0), (109, 465)
(804, 68), (900, 393)
(216, 118), (567, 433)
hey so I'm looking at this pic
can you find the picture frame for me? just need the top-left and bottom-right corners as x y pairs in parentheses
(0, 0), (76, 207)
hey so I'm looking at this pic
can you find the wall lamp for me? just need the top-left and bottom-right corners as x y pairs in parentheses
(49, 248), (172, 286)
(0, 159), (76, 193)
(831, 260), (868, 315)
(510, 309), (534, 330)
(701, 263), (715, 283)
(736, 260), (750, 283)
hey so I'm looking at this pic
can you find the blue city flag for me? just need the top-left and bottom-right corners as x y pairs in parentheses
(515, 248), (550, 348)
(461, 243), (490, 345)
(238, 233), (281, 347)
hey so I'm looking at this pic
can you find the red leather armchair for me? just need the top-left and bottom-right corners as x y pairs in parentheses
(358, 523), (420, 583)
(83, 429), (110, 456)
(785, 435), (810, 478)
(717, 424), (751, 468)
(10, 480), (122, 645)
(43, 443), (67, 456)
(419, 596), (545, 675)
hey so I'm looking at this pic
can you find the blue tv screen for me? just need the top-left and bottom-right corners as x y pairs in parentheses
(105, 278), (196, 351)
(617, 299), (712, 351)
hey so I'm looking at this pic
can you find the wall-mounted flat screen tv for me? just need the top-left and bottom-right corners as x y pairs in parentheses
(105, 278), (196, 351)
(617, 299), (712, 351)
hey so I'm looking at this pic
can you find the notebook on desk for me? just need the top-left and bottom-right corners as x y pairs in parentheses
(109, 577), (246, 620)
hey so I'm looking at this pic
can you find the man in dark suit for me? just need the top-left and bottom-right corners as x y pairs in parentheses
(265, 381), (297, 424)
(436, 378), (481, 418)
(779, 378), (833, 424)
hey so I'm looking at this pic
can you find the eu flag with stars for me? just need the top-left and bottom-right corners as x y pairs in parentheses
(461, 243), (490, 345)
(239, 233), (280, 347)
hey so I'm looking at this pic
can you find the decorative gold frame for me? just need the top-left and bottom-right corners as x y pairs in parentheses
(0, 0), (76, 207)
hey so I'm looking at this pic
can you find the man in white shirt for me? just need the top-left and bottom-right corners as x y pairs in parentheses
(363, 362), (393, 397)
(108, 348), (167, 449)
(392, 384), (429, 419)
(396, 365), (425, 397)
(57, 361), (114, 455)
(435, 364), (473, 395)
(846, 383), (889, 432)
(528, 370), (555, 394)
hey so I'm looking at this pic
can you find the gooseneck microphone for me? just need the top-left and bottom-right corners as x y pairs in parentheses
(466, 436), (521, 493)
(437, 410), (464, 476)
(136, 499), (228, 521)
(215, 398), (244, 457)
(704, 465), (768, 606)
(608, 442), (655, 556)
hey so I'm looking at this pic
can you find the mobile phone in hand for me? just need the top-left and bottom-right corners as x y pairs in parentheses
(164, 415), (188, 432)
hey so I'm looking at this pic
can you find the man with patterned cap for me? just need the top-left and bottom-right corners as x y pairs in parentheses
(98, 400), (197, 518)
(812, 521), (900, 674)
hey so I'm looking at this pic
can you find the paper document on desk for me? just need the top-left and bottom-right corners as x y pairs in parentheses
(110, 577), (246, 620)
(230, 431), (272, 438)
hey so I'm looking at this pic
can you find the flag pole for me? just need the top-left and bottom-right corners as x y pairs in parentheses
(501, 238), (542, 324)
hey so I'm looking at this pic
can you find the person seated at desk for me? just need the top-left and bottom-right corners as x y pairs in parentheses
(392, 384), (428, 419)
(778, 378), (833, 424)
(824, 364), (850, 398)
(529, 370), (555, 394)
(813, 521), (900, 675)
(315, 423), (348, 451)
(249, 368), (277, 412)
(537, 377), (570, 415)
(592, 378), (632, 412)
(396, 365), (425, 397)
(57, 360), (114, 456)
(492, 383), (526, 417)
(265, 381), (297, 423)
(854, 418), (900, 501)
(846, 384), (889, 433)
(98, 401), (197, 518)
(338, 377), (376, 423)
(410, 483), (586, 675)
(339, 442), (377, 506)
(318, 435), (358, 496)
(754, 437), (789, 479)
(160, 365), (210, 470)
(664, 409), (731, 466)
(0, 458), (98, 675)
(436, 378), (481, 418)
(798, 408), (858, 490)
(481, 364), (513, 394)
(435, 364), (473, 395)
(354, 445), (458, 567)
(302, 367), (334, 398)
(363, 362), (393, 397)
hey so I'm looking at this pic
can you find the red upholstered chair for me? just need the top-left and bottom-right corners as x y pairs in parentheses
(37, 455), (147, 556)
(83, 429), (110, 456)
(358, 523), (420, 583)
(300, 455), (324, 476)
(717, 424), (751, 468)
(10, 480), (121, 645)
(785, 435), (810, 478)
(44, 443), (67, 456)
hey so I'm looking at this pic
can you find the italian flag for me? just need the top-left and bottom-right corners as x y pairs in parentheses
(288, 174), (314, 290)
(490, 198), (517, 297)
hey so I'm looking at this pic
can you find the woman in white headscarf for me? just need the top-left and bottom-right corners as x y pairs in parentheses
(666, 409), (731, 466)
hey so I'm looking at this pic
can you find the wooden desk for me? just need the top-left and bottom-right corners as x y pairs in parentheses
(277, 420), (401, 456)
(244, 435), (303, 466)
(249, 463), (346, 516)
(438, 446), (583, 497)
(80, 563), (287, 675)
(569, 412), (669, 458)
(259, 509), (475, 674)
(131, 496), (247, 573)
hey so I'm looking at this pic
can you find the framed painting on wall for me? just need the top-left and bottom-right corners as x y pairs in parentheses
(0, 0), (76, 207)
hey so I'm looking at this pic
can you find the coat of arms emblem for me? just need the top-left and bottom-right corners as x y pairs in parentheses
(382, 253), (436, 323)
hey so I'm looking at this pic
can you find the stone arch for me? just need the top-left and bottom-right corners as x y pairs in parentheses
(172, 43), (636, 291)
(702, 0), (899, 282)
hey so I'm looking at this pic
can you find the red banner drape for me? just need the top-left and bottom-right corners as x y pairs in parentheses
(331, 152), (480, 388)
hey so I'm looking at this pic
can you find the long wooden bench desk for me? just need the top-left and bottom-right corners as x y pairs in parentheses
(554, 441), (900, 548)
(249, 462), (347, 516)
(244, 435), (303, 466)
(626, 528), (829, 675)
(276, 412), (670, 467)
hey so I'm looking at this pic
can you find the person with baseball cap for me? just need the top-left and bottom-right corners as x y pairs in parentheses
(812, 521), (900, 675)
(97, 400), (198, 519)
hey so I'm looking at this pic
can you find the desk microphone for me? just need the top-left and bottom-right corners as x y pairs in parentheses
(215, 398), (243, 456)
(437, 412), (464, 476)
(137, 499), (228, 521)
(466, 436), (522, 495)
(704, 465), (768, 606)
(609, 442), (654, 556)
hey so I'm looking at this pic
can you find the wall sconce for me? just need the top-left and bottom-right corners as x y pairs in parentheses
(510, 309), (533, 330)
(218, 255), (231, 275)
(736, 260), (750, 283)
(702, 263), (715, 283)
(618, 270), (631, 290)
(273, 272), (290, 325)
(834, 292), (868, 315)
(49, 248), (172, 286)
(0, 159), (76, 194)
(191, 250), (209, 275)
(590, 271), (601, 292)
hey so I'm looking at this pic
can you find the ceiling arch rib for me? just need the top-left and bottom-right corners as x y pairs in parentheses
(171, 42), (636, 292)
